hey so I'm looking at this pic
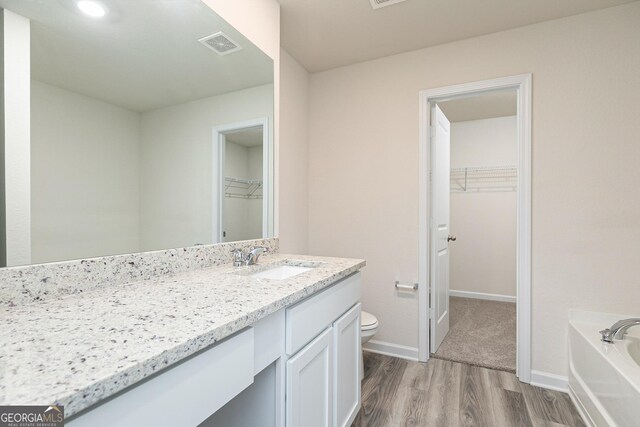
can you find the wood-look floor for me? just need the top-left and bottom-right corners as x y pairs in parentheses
(352, 353), (585, 427)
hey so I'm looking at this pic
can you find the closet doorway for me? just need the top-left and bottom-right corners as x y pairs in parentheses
(213, 117), (273, 243)
(418, 75), (532, 382)
(435, 91), (518, 372)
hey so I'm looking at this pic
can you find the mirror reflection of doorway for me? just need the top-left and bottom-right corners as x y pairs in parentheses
(220, 126), (264, 242)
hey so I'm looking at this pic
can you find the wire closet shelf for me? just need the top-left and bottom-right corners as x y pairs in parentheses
(224, 176), (263, 199)
(450, 165), (517, 193)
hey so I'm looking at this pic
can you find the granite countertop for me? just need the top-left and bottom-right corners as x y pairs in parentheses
(0, 254), (365, 416)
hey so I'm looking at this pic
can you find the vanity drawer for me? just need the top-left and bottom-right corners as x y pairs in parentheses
(286, 272), (361, 356)
(68, 328), (254, 427)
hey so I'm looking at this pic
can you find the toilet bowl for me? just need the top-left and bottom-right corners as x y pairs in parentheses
(360, 311), (378, 379)
(361, 311), (378, 344)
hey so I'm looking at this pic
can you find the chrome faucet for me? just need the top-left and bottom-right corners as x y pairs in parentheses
(230, 246), (267, 267)
(599, 318), (640, 343)
(245, 246), (267, 265)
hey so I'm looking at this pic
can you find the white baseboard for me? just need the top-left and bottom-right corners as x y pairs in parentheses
(364, 342), (568, 395)
(450, 289), (516, 303)
(363, 340), (419, 362)
(530, 370), (568, 392)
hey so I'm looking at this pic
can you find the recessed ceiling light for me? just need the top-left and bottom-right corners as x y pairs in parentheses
(77, 0), (107, 18)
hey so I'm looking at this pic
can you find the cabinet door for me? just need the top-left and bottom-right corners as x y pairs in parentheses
(286, 327), (333, 427)
(333, 303), (361, 427)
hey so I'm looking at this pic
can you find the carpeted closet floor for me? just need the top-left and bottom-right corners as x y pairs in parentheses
(432, 296), (516, 372)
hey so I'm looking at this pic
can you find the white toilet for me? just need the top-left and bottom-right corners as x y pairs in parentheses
(360, 310), (379, 379)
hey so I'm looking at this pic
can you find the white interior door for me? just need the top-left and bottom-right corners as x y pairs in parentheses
(430, 104), (451, 352)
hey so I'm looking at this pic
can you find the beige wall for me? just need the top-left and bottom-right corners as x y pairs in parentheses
(450, 116), (517, 297)
(278, 49), (310, 254)
(306, 3), (640, 376)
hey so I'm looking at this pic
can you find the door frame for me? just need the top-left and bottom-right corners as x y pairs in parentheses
(418, 74), (532, 383)
(212, 117), (273, 243)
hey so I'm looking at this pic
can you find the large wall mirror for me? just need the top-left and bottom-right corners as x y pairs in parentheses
(0, 0), (274, 266)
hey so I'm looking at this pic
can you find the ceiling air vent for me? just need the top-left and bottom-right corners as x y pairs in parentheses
(198, 32), (242, 56)
(369, 0), (408, 9)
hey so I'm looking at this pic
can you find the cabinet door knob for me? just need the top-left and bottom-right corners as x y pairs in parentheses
(447, 235), (457, 242)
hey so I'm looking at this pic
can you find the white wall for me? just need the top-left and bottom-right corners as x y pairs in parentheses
(31, 82), (273, 261)
(223, 141), (250, 243)
(450, 116), (517, 167)
(450, 116), (517, 297)
(1, 9), (31, 266)
(139, 84), (273, 251)
(30, 81), (140, 263)
(223, 142), (263, 242)
(278, 49), (309, 254)
(306, 2), (640, 377)
(247, 145), (264, 239)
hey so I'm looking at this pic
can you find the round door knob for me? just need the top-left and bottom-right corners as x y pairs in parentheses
(447, 235), (457, 242)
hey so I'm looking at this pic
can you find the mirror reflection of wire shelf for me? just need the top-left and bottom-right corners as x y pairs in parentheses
(450, 166), (517, 193)
(224, 176), (263, 199)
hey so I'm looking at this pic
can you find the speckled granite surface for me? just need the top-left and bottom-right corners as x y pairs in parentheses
(0, 238), (279, 307)
(0, 253), (365, 417)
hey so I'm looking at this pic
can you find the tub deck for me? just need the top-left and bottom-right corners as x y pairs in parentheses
(569, 310), (640, 427)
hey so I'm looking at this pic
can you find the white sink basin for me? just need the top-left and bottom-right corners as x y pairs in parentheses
(249, 265), (313, 280)
(235, 259), (324, 280)
(620, 335), (640, 367)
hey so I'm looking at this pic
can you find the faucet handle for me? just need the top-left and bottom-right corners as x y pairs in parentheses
(599, 328), (614, 343)
(230, 249), (245, 267)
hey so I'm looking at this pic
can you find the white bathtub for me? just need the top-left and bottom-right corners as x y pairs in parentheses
(569, 310), (640, 427)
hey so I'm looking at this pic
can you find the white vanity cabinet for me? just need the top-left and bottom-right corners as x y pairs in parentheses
(67, 310), (286, 427)
(67, 327), (257, 427)
(286, 327), (334, 427)
(285, 272), (362, 427)
(332, 303), (362, 427)
(65, 272), (362, 427)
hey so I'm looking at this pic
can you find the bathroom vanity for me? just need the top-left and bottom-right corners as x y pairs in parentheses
(0, 244), (365, 427)
(0, 1), (366, 425)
